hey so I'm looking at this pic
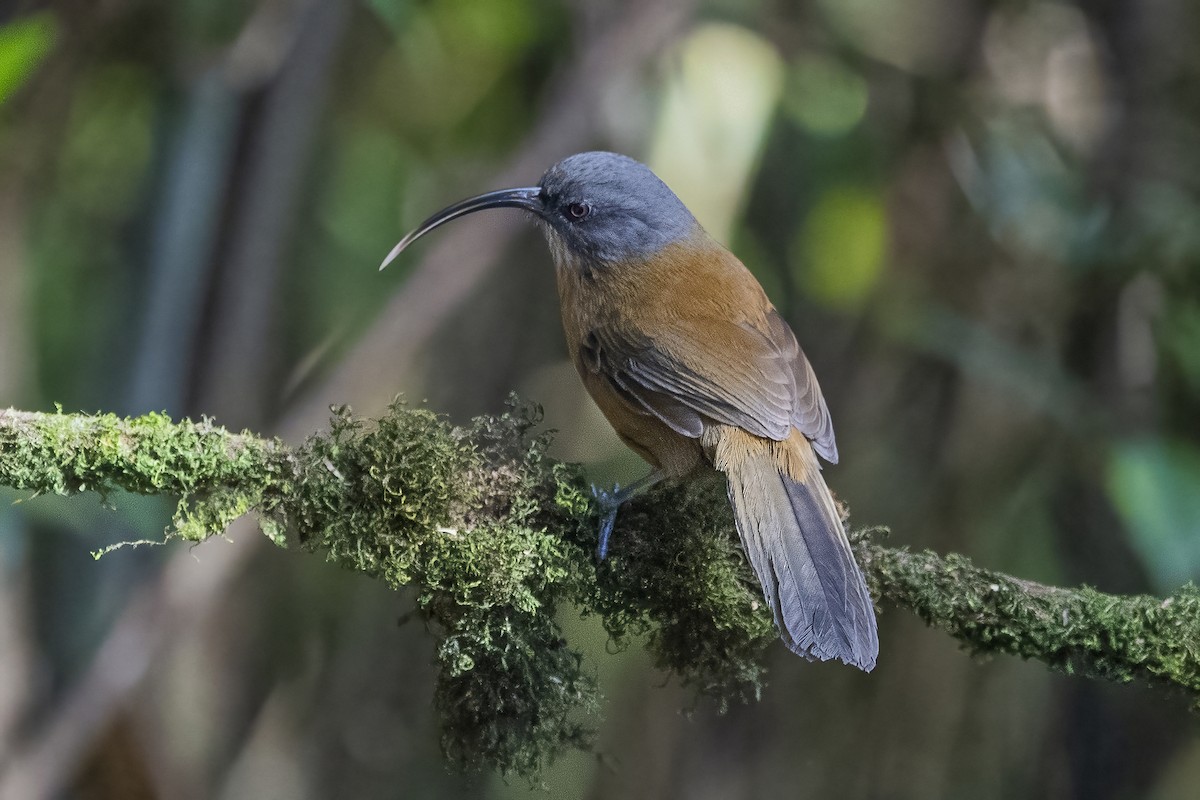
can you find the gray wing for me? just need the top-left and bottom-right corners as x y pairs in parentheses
(765, 311), (838, 463)
(581, 309), (838, 462)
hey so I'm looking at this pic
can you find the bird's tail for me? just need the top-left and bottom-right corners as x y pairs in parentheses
(712, 429), (878, 671)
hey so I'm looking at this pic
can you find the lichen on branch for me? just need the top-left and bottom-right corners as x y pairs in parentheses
(861, 539), (1200, 702)
(0, 407), (292, 544)
(1, 402), (1197, 779)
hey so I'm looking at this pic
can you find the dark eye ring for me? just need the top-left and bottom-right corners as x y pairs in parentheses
(566, 202), (590, 221)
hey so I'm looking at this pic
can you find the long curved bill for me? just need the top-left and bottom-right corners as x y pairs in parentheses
(378, 186), (543, 270)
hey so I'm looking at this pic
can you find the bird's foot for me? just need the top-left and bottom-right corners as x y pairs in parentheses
(591, 483), (625, 560)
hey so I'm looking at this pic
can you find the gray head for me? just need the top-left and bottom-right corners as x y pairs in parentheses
(379, 152), (698, 271)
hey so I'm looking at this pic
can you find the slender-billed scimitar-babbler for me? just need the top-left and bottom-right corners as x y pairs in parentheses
(381, 152), (878, 671)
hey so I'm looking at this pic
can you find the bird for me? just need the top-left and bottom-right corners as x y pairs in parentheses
(380, 151), (878, 671)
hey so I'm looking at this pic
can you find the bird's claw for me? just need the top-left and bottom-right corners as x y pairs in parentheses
(591, 483), (624, 560)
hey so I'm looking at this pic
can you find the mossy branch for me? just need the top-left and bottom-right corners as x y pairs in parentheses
(1, 403), (1197, 777)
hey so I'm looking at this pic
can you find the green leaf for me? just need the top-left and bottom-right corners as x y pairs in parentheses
(0, 13), (56, 105)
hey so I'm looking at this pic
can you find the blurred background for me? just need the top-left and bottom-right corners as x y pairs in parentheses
(0, 0), (1198, 797)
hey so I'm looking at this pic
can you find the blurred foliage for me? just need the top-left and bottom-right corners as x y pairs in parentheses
(794, 184), (887, 307)
(648, 23), (784, 244)
(782, 53), (869, 138)
(1108, 439), (1200, 591)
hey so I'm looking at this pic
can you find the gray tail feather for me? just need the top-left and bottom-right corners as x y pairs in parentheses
(724, 456), (878, 671)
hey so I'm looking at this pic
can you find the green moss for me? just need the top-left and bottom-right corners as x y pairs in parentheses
(259, 399), (777, 773)
(588, 475), (776, 706)
(861, 538), (1200, 708)
(267, 400), (601, 776)
(0, 408), (283, 542)
(4, 402), (1198, 777)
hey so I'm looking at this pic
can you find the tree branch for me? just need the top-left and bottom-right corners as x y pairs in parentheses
(1, 404), (1197, 778)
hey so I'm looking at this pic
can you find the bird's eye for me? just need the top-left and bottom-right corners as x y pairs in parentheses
(566, 202), (591, 221)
